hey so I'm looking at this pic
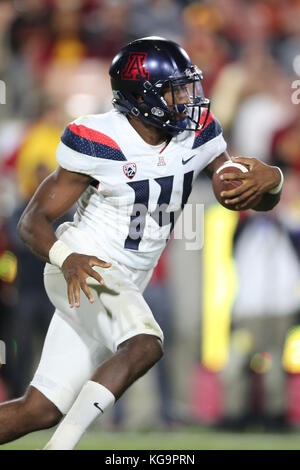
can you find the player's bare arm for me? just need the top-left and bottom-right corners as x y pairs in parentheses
(17, 166), (111, 308)
(204, 152), (228, 178)
(204, 153), (282, 211)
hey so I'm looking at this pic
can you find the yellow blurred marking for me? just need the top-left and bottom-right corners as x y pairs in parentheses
(202, 205), (238, 372)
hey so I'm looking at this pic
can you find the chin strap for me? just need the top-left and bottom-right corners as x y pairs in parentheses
(167, 118), (188, 136)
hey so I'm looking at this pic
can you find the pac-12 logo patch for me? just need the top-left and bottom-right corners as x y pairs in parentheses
(121, 53), (150, 81)
(123, 162), (137, 179)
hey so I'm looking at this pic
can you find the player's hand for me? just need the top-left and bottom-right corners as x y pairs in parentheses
(61, 253), (111, 308)
(220, 157), (281, 210)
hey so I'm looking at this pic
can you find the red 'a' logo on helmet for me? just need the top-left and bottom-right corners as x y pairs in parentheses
(121, 53), (150, 81)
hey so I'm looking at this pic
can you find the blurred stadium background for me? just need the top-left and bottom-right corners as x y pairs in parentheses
(1, 0), (300, 450)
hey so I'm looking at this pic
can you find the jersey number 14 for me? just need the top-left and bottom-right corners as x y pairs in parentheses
(124, 171), (194, 250)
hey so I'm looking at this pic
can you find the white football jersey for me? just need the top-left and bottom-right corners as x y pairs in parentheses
(56, 109), (226, 270)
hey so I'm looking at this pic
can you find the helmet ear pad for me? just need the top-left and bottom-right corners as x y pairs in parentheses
(134, 94), (144, 104)
(138, 102), (151, 116)
(128, 93), (156, 118)
(131, 93), (155, 112)
(135, 91), (167, 120)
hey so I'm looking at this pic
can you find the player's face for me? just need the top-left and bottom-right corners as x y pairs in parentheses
(163, 84), (192, 121)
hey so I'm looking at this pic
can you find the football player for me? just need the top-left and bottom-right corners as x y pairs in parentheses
(0, 37), (283, 449)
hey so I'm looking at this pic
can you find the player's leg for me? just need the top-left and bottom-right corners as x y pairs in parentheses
(44, 333), (163, 450)
(0, 310), (111, 446)
(0, 386), (62, 445)
(93, 333), (163, 397)
(43, 255), (164, 450)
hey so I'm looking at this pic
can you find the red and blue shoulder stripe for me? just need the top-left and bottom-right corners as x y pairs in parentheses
(61, 123), (127, 161)
(192, 111), (222, 149)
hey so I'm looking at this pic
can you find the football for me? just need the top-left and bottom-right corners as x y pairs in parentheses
(212, 161), (262, 210)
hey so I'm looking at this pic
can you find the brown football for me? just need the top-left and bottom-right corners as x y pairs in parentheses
(212, 161), (262, 210)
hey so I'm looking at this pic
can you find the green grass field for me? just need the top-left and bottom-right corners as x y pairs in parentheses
(1, 427), (300, 450)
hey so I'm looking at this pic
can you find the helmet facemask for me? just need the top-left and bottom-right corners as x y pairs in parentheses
(159, 71), (210, 135)
(112, 65), (210, 136)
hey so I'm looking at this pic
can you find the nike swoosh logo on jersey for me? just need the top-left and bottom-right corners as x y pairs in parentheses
(182, 155), (196, 165)
(94, 402), (104, 413)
